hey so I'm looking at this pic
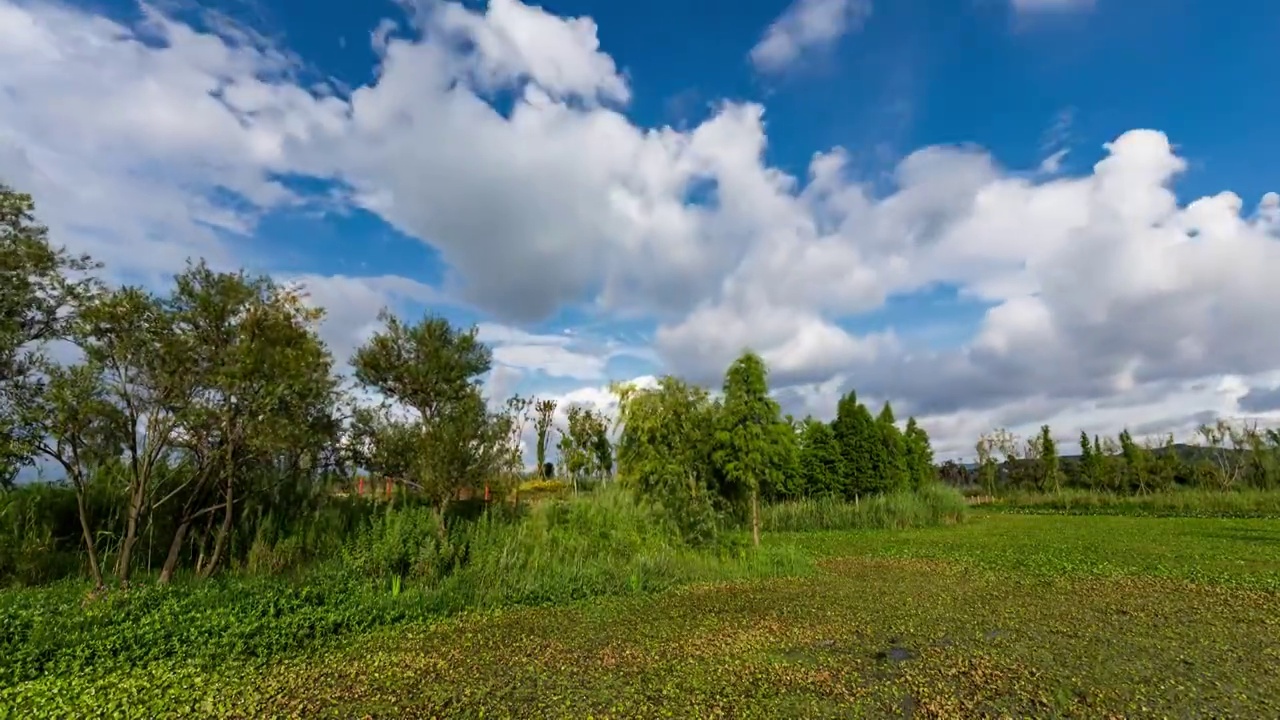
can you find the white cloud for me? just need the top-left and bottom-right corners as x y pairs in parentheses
(427, 0), (629, 105)
(5, 0), (1280, 463)
(750, 0), (872, 73)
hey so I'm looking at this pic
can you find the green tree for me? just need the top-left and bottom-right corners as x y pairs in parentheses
(1038, 425), (1061, 492)
(558, 404), (611, 490)
(0, 185), (100, 489)
(832, 391), (880, 498)
(75, 286), (192, 586)
(903, 417), (936, 490)
(153, 265), (339, 583)
(876, 402), (910, 492)
(23, 362), (123, 591)
(798, 418), (843, 496)
(613, 376), (720, 543)
(1078, 431), (1099, 488)
(1118, 429), (1150, 494)
(766, 418), (801, 500)
(714, 350), (780, 547)
(351, 311), (505, 535)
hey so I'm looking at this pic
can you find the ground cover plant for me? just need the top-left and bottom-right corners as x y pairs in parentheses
(4, 511), (1278, 718)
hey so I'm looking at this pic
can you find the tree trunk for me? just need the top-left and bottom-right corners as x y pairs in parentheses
(194, 511), (215, 575)
(74, 485), (106, 591)
(159, 518), (192, 585)
(115, 484), (146, 587)
(751, 488), (761, 548)
(200, 482), (234, 579)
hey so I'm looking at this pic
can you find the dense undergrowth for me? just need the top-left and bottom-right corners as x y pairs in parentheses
(0, 488), (824, 687)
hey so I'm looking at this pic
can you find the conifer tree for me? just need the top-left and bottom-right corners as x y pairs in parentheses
(876, 402), (910, 492)
(715, 350), (781, 546)
(1078, 431), (1095, 487)
(904, 417), (936, 490)
(1038, 425), (1061, 492)
(799, 418), (843, 496)
(833, 392), (881, 497)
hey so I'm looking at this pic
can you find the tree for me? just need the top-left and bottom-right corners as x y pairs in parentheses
(503, 394), (533, 507)
(75, 286), (192, 586)
(766, 418), (801, 500)
(714, 350), (779, 547)
(24, 362), (123, 591)
(558, 403), (611, 490)
(351, 310), (501, 534)
(1078, 431), (1101, 488)
(832, 391), (880, 498)
(613, 376), (720, 543)
(798, 418), (843, 496)
(903, 417), (936, 490)
(159, 264), (337, 583)
(1037, 425), (1061, 493)
(1118, 429), (1150, 494)
(876, 402), (910, 492)
(533, 399), (557, 478)
(975, 428), (1015, 495)
(0, 185), (100, 489)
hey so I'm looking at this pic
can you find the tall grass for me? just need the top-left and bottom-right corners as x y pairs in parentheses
(989, 487), (1280, 518)
(761, 484), (968, 532)
(0, 487), (810, 685)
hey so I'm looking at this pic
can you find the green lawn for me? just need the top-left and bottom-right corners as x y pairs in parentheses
(6, 513), (1280, 719)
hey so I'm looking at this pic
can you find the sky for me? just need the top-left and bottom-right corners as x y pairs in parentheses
(2, 0), (1279, 461)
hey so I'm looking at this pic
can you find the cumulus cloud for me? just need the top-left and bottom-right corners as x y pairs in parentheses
(749, 0), (872, 73)
(4, 0), (1280, 461)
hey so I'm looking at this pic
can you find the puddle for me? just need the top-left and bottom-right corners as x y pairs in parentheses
(874, 645), (916, 663)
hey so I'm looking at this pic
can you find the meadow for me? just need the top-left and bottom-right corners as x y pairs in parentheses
(5, 506), (1280, 718)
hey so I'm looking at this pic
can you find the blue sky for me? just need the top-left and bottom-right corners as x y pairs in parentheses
(3, 0), (1280, 458)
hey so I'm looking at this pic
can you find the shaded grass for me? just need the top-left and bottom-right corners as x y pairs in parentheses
(988, 487), (1280, 518)
(762, 485), (968, 532)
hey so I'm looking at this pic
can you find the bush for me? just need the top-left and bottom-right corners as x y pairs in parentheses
(762, 484), (968, 532)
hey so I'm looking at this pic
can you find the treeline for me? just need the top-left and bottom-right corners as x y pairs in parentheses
(941, 422), (1280, 495)
(611, 355), (937, 544)
(1, 183), (941, 590)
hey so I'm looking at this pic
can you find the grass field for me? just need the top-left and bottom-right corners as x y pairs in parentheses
(5, 512), (1280, 718)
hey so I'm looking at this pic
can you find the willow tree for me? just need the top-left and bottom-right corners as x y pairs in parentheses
(613, 376), (720, 542)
